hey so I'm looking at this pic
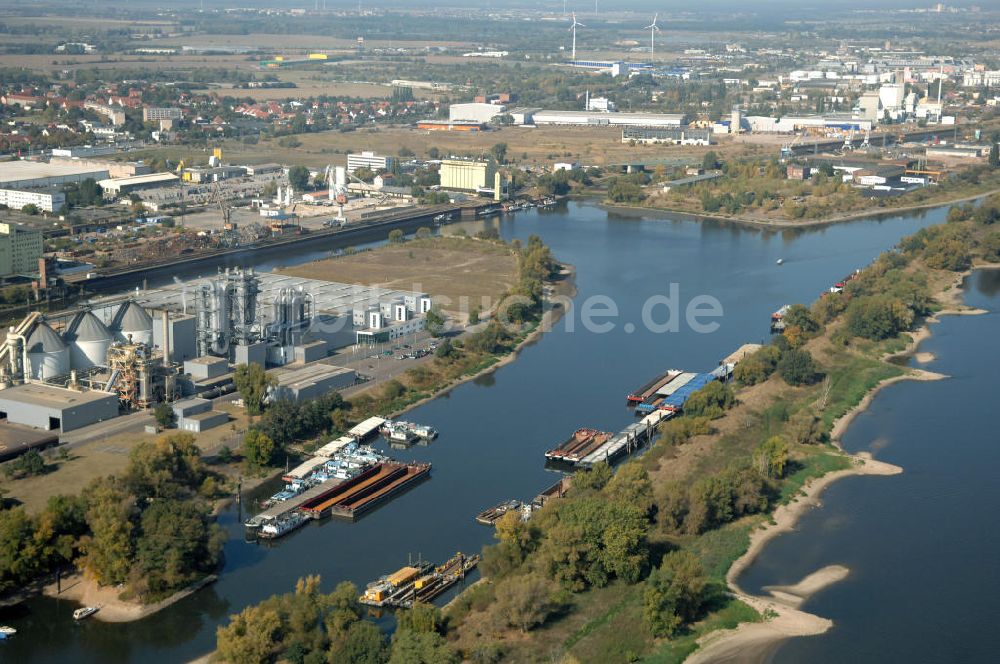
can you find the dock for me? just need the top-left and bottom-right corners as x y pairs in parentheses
(575, 410), (670, 468)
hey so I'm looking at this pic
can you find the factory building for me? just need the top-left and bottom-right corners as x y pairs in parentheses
(0, 188), (65, 213)
(98, 173), (179, 199)
(439, 159), (495, 191)
(181, 166), (247, 184)
(622, 127), (712, 146)
(448, 103), (507, 124)
(518, 110), (686, 127)
(0, 222), (43, 277)
(0, 383), (119, 433)
(49, 157), (151, 179)
(269, 365), (357, 402)
(0, 161), (109, 189)
(744, 115), (873, 133)
(346, 151), (395, 174)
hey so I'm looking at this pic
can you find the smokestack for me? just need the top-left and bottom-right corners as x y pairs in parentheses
(161, 310), (170, 364)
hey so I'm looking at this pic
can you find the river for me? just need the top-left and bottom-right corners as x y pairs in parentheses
(2, 201), (949, 663)
(738, 267), (1000, 663)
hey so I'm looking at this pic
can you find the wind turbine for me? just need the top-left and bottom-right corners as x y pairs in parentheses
(569, 13), (584, 60)
(645, 14), (660, 57)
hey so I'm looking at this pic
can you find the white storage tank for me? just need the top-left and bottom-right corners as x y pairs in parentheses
(26, 322), (70, 379)
(115, 301), (153, 345)
(65, 311), (113, 370)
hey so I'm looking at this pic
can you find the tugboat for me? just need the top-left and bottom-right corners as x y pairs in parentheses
(73, 606), (99, 621)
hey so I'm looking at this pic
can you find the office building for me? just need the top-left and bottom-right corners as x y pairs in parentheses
(0, 222), (43, 277)
(346, 151), (395, 174)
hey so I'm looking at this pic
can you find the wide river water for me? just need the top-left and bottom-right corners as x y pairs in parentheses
(2, 201), (960, 662)
(739, 267), (1000, 663)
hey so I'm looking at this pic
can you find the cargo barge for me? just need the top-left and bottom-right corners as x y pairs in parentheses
(576, 409), (670, 469)
(544, 428), (613, 463)
(360, 553), (479, 608)
(770, 304), (790, 332)
(299, 462), (431, 521)
(634, 372), (697, 413)
(626, 369), (682, 404)
(476, 499), (524, 526)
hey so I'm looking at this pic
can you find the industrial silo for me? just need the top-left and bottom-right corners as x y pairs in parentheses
(25, 322), (70, 379)
(114, 301), (153, 346)
(65, 311), (113, 370)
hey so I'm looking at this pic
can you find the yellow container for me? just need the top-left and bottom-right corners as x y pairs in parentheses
(387, 566), (420, 587)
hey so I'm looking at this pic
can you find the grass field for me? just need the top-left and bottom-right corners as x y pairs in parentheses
(135, 123), (743, 170)
(278, 236), (518, 316)
(4, 403), (247, 514)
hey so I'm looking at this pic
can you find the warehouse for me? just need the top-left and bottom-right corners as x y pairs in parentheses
(0, 160), (109, 189)
(270, 364), (356, 402)
(522, 110), (686, 127)
(448, 102), (507, 124)
(98, 173), (179, 199)
(622, 127), (712, 145)
(0, 383), (119, 433)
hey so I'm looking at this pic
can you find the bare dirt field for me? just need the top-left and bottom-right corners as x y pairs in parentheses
(278, 236), (518, 314)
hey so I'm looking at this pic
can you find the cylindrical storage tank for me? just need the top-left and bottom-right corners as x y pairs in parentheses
(115, 302), (153, 346)
(26, 322), (70, 379)
(66, 312), (113, 370)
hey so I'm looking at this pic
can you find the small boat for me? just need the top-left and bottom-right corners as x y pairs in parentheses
(776, 258), (784, 265)
(73, 606), (99, 621)
(0, 626), (15, 636)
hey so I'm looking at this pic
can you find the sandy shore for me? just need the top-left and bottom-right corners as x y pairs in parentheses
(687, 266), (999, 663)
(688, 454), (901, 664)
(42, 572), (216, 623)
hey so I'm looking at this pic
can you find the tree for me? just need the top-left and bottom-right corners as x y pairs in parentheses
(21, 203), (40, 215)
(414, 226), (431, 239)
(388, 629), (457, 664)
(427, 147), (440, 159)
(4, 449), (46, 479)
(434, 338), (454, 359)
(733, 345), (781, 385)
(397, 602), (443, 635)
(702, 150), (719, 170)
(490, 143), (508, 164)
(132, 499), (222, 597)
(153, 402), (175, 428)
(990, 142), (999, 169)
(243, 430), (276, 469)
(777, 348), (820, 386)
(644, 550), (707, 637)
(682, 381), (734, 419)
(493, 573), (558, 632)
(334, 620), (388, 664)
(753, 436), (789, 479)
(388, 229), (405, 243)
(786, 409), (823, 445)
(234, 363), (274, 416)
(216, 605), (282, 664)
(846, 296), (913, 340)
(80, 478), (135, 586)
(605, 461), (653, 514)
(288, 165), (310, 191)
(424, 308), (446, 337)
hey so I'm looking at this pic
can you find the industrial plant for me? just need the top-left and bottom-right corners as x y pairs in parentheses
(0, 268), (433, 439)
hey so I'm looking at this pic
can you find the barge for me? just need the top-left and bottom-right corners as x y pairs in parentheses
(545, 428), (613, 463)
(299, 462), (431, 521)
(475, 499), (524, 526)
(258, 511), (309, 539)
(626, 369), (682, 405)
(634, 372), (697, 413)
(360, 553), (479, 608)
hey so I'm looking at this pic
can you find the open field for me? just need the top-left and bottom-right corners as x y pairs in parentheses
(278, 236), (518, 315)
(4, 403), (247, 514)
(138, 125), (745, 169)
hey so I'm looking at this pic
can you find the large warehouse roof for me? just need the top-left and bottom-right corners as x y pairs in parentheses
(0, 160), (109, 188)
(97, 173), (179, 189)
(0, 383), (116, 409)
